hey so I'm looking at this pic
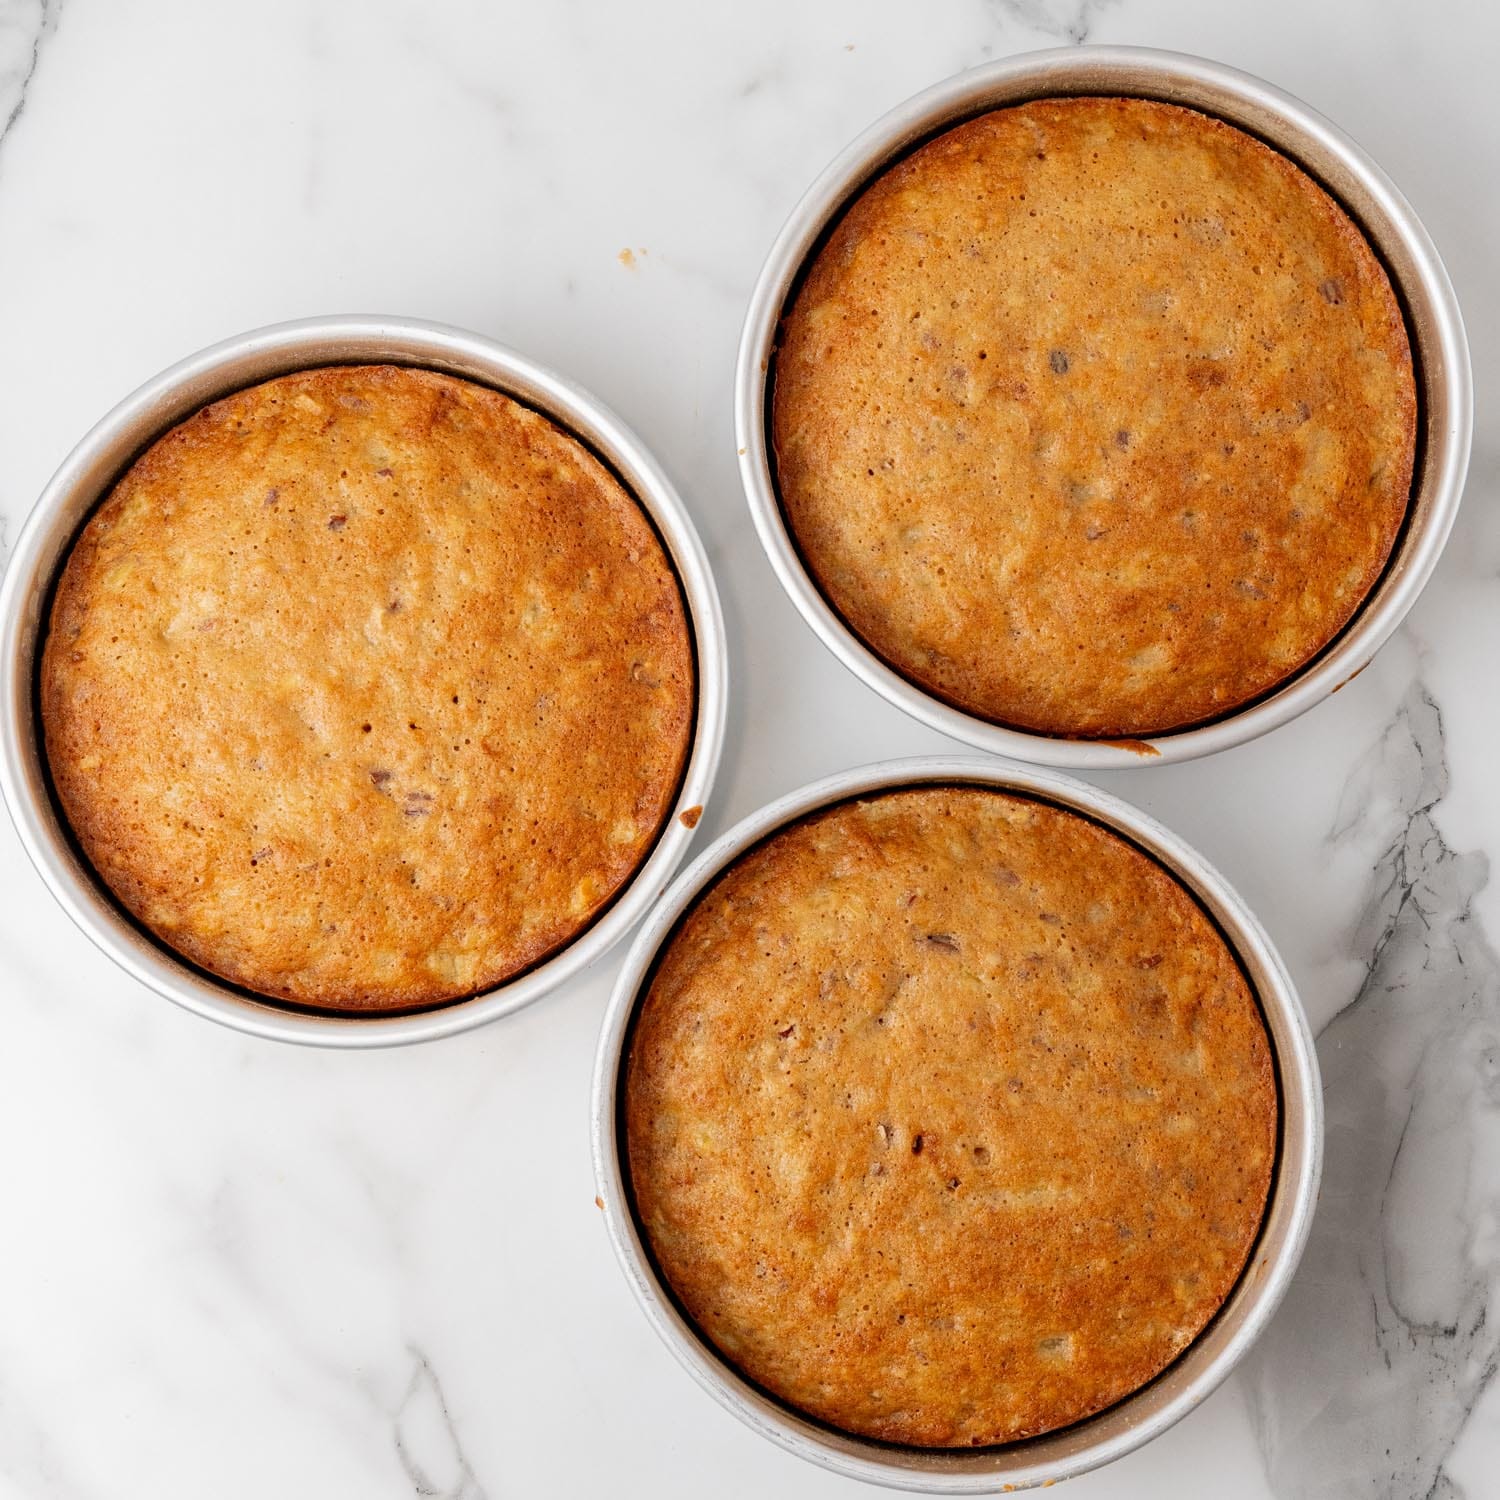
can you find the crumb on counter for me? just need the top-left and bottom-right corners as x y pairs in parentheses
(1097, 738), (1162, 758)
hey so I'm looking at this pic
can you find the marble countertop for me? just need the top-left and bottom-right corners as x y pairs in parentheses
(0, 1), (1496, 1495)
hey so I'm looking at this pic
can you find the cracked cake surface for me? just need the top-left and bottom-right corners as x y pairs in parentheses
(772, 96), (1416, 737)
(625, 785), (1276, 1446)
(41, 364), (693, 1010)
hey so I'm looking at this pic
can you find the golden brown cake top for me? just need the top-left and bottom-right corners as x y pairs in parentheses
(773, 96), (1416, 738)
(42, 365), (693, 1011)
(626, 786), (1276, 1447)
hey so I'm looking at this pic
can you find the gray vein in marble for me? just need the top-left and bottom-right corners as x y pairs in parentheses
(0, 895), (67, 1009)
(629, 247), (746, 313)
(0, 1375), (101, 1500)
(0, 0), (47, 623)
(158, 1169), (402, 1457)
(392, 25), (525, 150)
(394, 1348), (488, 1500)
(1243, 681), (1500, 1500)
(0, 0), (56, 164)
(982, 0), (1116, 45)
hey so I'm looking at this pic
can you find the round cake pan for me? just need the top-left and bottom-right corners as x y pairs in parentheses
(736, 46), (1471, 769)
(593, 756), (1322, 1492)
(0, 317), (728, 1047)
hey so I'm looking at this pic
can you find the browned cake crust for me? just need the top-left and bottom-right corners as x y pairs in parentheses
(41, 365), (693, 1011)
(626, 787), (1276, 1447)
(773, 97), (1416, 738)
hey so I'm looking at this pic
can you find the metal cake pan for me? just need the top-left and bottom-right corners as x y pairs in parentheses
(592, 756), (1322, 1491)
(0, 316), (728, 1046)
(735, 46), (1471, 768)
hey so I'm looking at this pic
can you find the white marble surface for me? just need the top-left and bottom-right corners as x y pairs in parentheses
(0, 1), (1496, 1495)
